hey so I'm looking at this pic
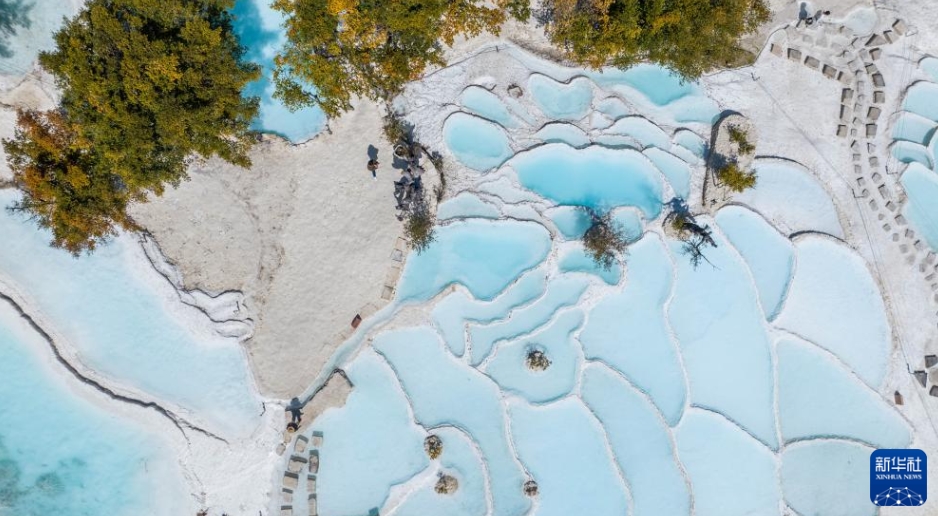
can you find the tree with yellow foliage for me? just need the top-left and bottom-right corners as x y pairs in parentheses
(272, 0), (507, 118)
(3, 0), (260, 254)
(540, 0), (770, 78)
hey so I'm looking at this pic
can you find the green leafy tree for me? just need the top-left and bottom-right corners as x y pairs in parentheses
(4, 0), (260, 254)
(541, 0), (770, 78)
(272, 0), (507, 118)
(717, 161), (757, 192)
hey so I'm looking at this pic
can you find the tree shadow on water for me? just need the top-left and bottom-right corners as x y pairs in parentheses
(0, 0), (33, 59)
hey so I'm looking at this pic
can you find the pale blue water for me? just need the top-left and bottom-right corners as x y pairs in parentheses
(309, 56), (899, 516)
(468, 275), (589, 366)
(668, 225), (778, 448)
(547, 206), (593, 239)
(315, 349), (428, 516)
(904, 81), (938, 122)
(892, 140), (933, 167)
(436, 193), (500, 220)
(923, 57), (938, 82)
(0, 191), (260, 436)
(508, 398), (630, 516)
(900, 162), (938, 250)
(232, 0), (325, 143)
(460, 85), (521, 128)
(716, 205), (794, 320)
(734, 161), (844, 237)
(590, 64), (693, 106)
(676, 409), (780, 516)
(511, 143), (664, 217)
(0, 0), (77, 77)
(391, 427), (487, 516)
(611, 208), (644, 242)
(774, 236), (890, 387)
(374, 328), (531, 516)
(484, 310), (584, 403)
(0, 306), (186, 516)
(558, 246), (621, 284)
(581, 364), (691, 516)
(777, 338), (909, 448)
(604, 116), (671, 149)
(396, 219), (550, 303)
(672, 129), (707, 163)
(443, 112), (514, 171)
(781, 440), (876, 516)
(580, 234), (686, 424)
(431, 269), (547, 357)
(643, 147), (692, 199)
(527, 74), (593, 121)
(533, 122), (591, 148)
(892, 112), (936, 146)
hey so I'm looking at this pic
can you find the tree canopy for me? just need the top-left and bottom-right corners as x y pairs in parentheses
(540, 0), (770, 78)
(271, 0), (507, 118)
(3, 0), (260, 254)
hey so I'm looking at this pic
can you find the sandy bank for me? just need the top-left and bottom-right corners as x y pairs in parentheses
(131, 99), (439, 398)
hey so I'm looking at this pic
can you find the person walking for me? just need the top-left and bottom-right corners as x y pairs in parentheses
(367, 158), (380, 180)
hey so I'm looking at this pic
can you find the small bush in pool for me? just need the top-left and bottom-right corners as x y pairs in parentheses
(582, 210), (628, 270)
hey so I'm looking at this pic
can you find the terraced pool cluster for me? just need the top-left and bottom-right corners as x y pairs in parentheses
(308, 59), (907, 516)
(892, 56), (938, 249)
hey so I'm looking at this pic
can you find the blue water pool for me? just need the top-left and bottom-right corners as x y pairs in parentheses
(774, 236), (891, 387)
(534, 123), (591, 148)
(558, 246), (622, 284)
(436, 193), (500, 220)
(527, 74), (593, 121)
(581, 364), (691, 516)
(776, 338), (908, 448)
(232, 0), (326, 143)
(395, 219), (550, 303)
(676, 409), (780, 516)
(580, 234), (686, 425)
(484, 309), (584, 403)
(375, 328), (531, 516)
(903, 81), (938, 122)
(0, 304), (187, 516)
(509, 398), (630, 516)
(444, 112), (515, 172)
(314, 349), (428, 516)
(716, 205), (794, 320)
(781, 440), (876, 516)
(892, 112), (936, 146)
(460, 85), (521, 128)
(590, 64), (693, 106)
(604, 116), (671, 149)
(900, 162), (938, 250)
(0, 191), (261, 436)
(892, 140), (933, 168)
(431, 268), (547, 357)
(511, 143), (664, 217)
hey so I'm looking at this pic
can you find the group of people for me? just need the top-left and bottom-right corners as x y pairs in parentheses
(367, 142), (427, 214)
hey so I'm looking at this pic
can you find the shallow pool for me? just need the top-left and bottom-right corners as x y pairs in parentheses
(527, 74), (593, 121)
(395, 219), (550, 303)
(0, 304), (187, 516)
(444, 112), (515, 171)
(511, 143), (664, 217)
(0, 191), (262, 436)
(232, 0), (325, 143)
(900, 161), (938, 251)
